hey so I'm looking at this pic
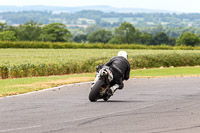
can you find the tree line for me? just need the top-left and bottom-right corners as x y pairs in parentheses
(3, 10), (200, 28)
(0, 20), (200, 46)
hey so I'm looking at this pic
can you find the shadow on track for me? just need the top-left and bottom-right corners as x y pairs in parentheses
(97, 100), (144, 103)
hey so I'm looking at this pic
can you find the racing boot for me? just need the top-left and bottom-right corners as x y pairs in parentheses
(109, 84), (119, 95)
(103, 84), (119, 101)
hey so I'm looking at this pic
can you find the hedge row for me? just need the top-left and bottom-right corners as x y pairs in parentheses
(1, 53), (200, 79)
(0, 57), (108, 79)
(0, 41), (200, 50)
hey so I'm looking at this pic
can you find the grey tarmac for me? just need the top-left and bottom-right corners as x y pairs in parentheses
(0, 77), (200, 133)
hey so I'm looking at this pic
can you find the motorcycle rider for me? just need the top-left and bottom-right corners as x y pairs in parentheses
(94, 50), (130, 96)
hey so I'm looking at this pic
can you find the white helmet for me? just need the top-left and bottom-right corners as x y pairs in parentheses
(117, 50), (128, 59)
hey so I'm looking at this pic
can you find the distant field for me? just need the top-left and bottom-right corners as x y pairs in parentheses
(1, 49), (200, 65)
(0, 49), (114, 65)
(102, 18), (119, 23)
(0, 49), (200, 79)
(102, 17), (142, 24)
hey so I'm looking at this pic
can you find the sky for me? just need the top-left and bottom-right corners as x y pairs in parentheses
(1, 0), (200, 13)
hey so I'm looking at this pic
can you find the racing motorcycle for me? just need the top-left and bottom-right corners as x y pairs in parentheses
(89, 66), (114, 102)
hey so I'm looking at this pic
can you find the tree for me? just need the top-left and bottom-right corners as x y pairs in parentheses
(0, 23), (7, 31)
(168, 37), (177, 46)
(154, 24), (164, 34)
(85, 25), (101, 35)
(0, 31), (16, 41)
(17, 20), (42, 41)
(111, 22), (121, 27)
(154, 32), (169, 45)
(6, 25), (21, 41)
(176, 32), (200, 46)
(73, 34), (87, 43)
(40, 23), (71, 42)
(110, 22), (137, 44)
(100, 21), (111, 27)
(140, 33), (155, 45)
(87, 29), (112, 44)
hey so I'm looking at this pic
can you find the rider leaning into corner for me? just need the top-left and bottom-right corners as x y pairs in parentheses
(95, 50), (131, 96)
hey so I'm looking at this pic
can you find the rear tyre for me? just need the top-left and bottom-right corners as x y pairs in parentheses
(89, 80), (104, 102)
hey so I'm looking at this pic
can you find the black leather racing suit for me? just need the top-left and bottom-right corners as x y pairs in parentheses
(104, 56), (130, 89)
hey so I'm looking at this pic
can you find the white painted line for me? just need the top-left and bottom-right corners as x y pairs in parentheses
(0, 125), (42, 133)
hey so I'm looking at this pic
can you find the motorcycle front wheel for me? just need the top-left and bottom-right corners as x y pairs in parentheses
(89, 79), (105, 102)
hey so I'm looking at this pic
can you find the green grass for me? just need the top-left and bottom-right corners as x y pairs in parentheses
(132, 66), (200, 77)
(1, 49), (200, 65)
(1, 49), (200, 79)
(0, 66), (200, 97)
(0, 73), (94, 97)
(0, 49), (115, 65)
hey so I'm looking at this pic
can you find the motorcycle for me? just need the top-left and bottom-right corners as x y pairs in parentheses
(89, 66), (114, 102)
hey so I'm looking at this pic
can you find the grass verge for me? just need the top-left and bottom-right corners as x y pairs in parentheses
(0, 66), (200, 97)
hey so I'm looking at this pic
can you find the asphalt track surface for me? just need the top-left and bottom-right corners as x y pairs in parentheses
(0, 77), (200, 133)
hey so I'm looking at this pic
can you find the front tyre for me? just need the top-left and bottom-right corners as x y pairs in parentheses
(89, 79), (104, 102)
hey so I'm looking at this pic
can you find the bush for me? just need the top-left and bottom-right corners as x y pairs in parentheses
(0, 41), (200, 50)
